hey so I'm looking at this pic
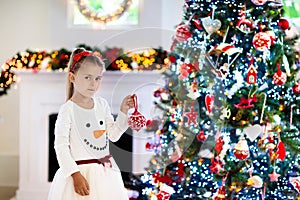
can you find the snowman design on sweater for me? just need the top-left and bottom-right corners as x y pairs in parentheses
(72, 103), (109, 157)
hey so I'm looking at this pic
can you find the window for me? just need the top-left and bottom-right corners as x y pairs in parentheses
(69, 0), (139, 29)
(283, 0), (300, 19)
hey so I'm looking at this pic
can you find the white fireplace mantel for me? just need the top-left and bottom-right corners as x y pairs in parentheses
(13, 70), (163, 200)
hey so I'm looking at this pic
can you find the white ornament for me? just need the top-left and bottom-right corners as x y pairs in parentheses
(248, 175), (263, 188)
(201, 16), (222, 35)
(220, 106), (231, 120)
(244, 124), (262, 142)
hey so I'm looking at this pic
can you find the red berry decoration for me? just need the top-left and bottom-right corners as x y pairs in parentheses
(128, 94), (147, 131)
(196, 130), (207, 142)
(278, 18), (290, 30)
(273, 63), (287, 85)
(252, 32), (271, 51)
(293, 81), (300, 94)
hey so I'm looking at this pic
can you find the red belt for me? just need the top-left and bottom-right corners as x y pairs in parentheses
(75, 154), (112, 168)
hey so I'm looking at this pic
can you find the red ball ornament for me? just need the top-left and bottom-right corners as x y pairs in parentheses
(145, 142), (152, 150)
(252, 32), (271, 51)
(293, 81), (300, 94)
(251, 0), (267, 5)
(273, 64), (287, 85)
(233, 137), (249, 160)
(278, 18), (290, 30)
(169, 55), (177, 63)
(128, 94), (147, 131)
(175, 24), (192, 42)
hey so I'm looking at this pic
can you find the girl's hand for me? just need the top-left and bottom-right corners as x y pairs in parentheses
(120, 94), (135, 114)
(71, 172), (90, 196)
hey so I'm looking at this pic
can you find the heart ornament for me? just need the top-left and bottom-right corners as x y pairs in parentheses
(244, 124), (262, 142)
(201, 16), (222, 35)
(205, 94), (214, 114)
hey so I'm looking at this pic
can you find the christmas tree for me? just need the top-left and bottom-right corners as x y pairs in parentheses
(141, 0), (300, 199)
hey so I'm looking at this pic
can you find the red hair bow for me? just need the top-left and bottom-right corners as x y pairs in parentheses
(71, 51), (94, 71)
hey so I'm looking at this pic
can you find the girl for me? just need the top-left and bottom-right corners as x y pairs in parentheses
(48, 48), (134, 200)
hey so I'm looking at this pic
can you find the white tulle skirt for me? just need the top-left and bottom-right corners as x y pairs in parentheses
(48, 163), (129, 200)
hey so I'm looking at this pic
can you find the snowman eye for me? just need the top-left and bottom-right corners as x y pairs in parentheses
(99, 121), (103, 125)
(86, 123), (91, 128)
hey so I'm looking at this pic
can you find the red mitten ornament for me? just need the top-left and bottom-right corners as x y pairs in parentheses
(128, 94), (146, 131)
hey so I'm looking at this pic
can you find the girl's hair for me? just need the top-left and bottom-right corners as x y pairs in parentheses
(66, 47), (105, 100)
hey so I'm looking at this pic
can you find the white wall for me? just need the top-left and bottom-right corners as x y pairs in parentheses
(0, 0), (184, 187)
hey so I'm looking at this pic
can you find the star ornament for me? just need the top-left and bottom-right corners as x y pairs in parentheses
(184, 107), (198, 125)
(269, 171), (281, 182)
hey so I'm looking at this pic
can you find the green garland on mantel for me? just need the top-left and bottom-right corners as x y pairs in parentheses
(0, 44), (171, 96)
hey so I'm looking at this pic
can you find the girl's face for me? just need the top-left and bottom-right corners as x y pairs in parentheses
(70, 62), (103, 98)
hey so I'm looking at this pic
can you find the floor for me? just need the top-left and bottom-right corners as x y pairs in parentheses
(0, 187), (17, 200)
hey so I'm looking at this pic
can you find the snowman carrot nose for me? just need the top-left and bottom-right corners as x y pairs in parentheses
(94, 130), (106, 139)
